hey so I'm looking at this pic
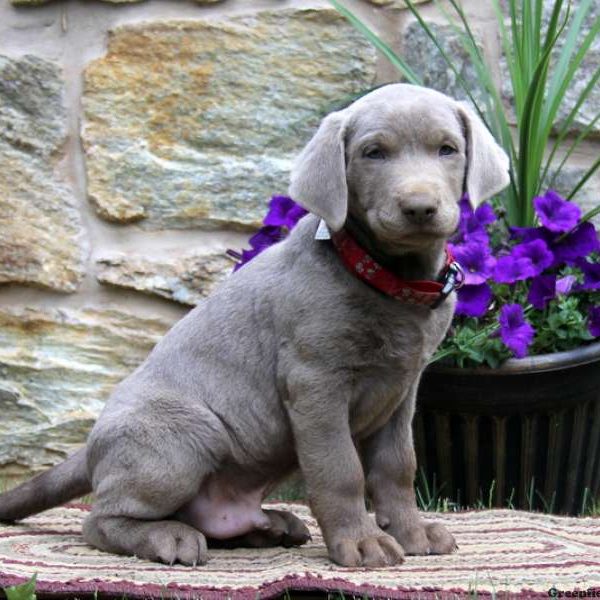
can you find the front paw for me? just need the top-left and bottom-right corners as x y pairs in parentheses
(390, 521), (457, 555)
(329, 529), (405, 567)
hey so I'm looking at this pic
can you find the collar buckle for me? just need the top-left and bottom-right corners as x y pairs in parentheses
(431, 261), (464, 309)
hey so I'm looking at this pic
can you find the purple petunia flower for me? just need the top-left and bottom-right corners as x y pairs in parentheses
(589, 306), (600, 337)
(248, 226), (284, 250)
(229, 225), (285, 271)
(534, 190), (581, 233)
(453, 195), (496, 245)
(455, 195), (475, 236)
(498, 304), (535, 358)
(450, 242), (495, 285)
(511, 239), (554, 276)
(263, 195), (308, 229)
(493, 255), (536, 284)
(575, 258), (600, 291)
(551, 222), (600, 265)
(229, 196), (308, 271)
(527, 275), (556, 309)
(474, 203), (497, 226)
(455, 283), (493, 317)
(510, 226), (550, 244)
(556, 274), (577, 295)
(226, 247), (259, 270)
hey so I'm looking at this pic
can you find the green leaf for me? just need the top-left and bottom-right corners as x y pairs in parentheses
(567, 155), (600, 201)
(544, 0), (597, 129)
(580, 202), (600, 224)
(4, 575), (37, 600)
(543, 72), (600, 188)
(438, 0), (517, 163)
(403, 0), (489, 127)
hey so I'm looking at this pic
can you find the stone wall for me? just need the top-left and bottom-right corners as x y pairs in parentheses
(1, 0), (599, 480)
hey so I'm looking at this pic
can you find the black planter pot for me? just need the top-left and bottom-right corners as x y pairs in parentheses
(414, 341), (600, 514)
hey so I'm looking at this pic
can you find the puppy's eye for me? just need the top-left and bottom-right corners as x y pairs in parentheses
(439, 144), (457, 156)
(363, 147), (386, 160)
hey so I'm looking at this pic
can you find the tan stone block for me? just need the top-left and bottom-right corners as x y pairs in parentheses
(0, 307), (173, 478)
(0, 55), (86, 292)
(83, 9), (377, 230)
(96, 250), (234, 305)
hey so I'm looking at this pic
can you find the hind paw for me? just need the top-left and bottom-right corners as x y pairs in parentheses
(208, 508), (310, 549)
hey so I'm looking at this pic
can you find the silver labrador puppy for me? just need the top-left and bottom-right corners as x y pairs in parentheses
(0, 84), (509, 568)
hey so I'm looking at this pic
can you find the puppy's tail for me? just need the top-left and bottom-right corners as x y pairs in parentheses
(0, 447), (91, 523)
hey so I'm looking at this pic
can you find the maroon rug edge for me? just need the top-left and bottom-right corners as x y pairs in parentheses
(0, 571), (560, 600)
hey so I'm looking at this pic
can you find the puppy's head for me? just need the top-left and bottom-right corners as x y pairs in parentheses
(289, 83), (510, 253)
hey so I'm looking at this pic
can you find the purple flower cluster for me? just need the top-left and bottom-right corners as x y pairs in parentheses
(227, 196), (307, 271)
(451, 190), (600, 358)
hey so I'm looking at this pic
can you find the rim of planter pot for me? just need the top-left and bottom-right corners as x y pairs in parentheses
(428, 339), (600, 375)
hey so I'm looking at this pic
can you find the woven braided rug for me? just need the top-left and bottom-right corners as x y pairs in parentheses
(0, 503), (599, 599)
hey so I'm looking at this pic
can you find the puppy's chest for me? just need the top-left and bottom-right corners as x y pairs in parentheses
(342, 305), (440, 368)
(343, 305), (450, 437)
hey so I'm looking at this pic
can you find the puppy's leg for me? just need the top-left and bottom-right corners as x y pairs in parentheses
(363, 382), (456, 555)
(84, 514), (208, 566)
(83, 438), (209, 566)
(286, 382), (404, 567)
(209, 509), (310, 549)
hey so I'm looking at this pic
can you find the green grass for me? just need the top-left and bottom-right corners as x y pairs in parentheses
(2, 473), (598, 516)
(268, 471), (600, 516)
(415, 470), (600, 516)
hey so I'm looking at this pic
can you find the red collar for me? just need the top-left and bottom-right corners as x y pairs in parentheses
(330, 229), (464, 308)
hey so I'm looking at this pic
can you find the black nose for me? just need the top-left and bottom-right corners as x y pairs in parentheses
(402, 204), (438, 225)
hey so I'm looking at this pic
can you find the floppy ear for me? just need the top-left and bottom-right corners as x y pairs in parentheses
(289, 111), (348, 232)
(457, 102), (510, 206)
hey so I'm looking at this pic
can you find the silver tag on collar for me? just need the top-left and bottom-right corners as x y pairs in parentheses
(314, 219), (331, 240)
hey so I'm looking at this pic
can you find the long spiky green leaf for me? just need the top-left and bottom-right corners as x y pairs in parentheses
(542, 67), (600, 186)
(329, 0), (423, 85)
(434, 0), (520, 223)
(507, 0), (525, 115)
(491, 0), (518, 96)
(567, 156), (600, 200)
(545, 0), (588, 114)
(580, 203), (600, 224)
(547, 111), (600, 191)
(447, 0), (485, 64)
(534, 0), (544, 56)
(403, 0), (491, 129)
(542, 0), (565, 55)
(518, 31), (558, 224)
(496, 0), (531, 122)
(434, 3), (497, 112)
(515, 0), (578, 224)
(543, 5), (597, 128)
(436, 0), (517, 169)
(542, 12), (600, 144)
